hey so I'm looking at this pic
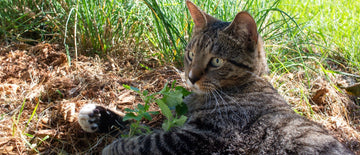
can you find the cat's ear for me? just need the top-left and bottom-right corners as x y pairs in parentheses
(224, 12), (258, 43)
(186, 0), (220, 30)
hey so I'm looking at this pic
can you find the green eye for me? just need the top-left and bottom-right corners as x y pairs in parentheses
(210, 58), (224, 67)
(188, 51), (195, 61)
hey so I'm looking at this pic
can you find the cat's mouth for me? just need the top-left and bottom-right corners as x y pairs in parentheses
(186, 78), (215, 95)
(186, 80), (203, 94)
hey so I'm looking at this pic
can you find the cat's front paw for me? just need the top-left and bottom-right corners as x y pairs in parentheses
(78, 104), (102, 133)
(78, 104), (129, 133)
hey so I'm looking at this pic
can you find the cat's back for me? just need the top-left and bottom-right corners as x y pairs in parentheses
(239, 80), (353, 154)
(241, 108), (354, 155)
(185, 79), (353, 154)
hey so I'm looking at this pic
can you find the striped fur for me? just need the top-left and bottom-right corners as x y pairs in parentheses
(96, 1), (354, 154)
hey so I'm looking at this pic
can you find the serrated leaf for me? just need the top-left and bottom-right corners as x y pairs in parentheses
(156, 99), (173, 120)
(137, 103), (145, 110)
(149, 111), (160, 115)
(163, 90), (183, 108)
(134, 114), (144, 121)
(124, 108), (137, 113)
(123, 113), (137, 121)
(143, 112), (152, 121)
(175, 86), (191, 97)
(173, 115), (187, 126)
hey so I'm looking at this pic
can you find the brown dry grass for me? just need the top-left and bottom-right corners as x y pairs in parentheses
(270, 71), (360, 153)
(0, 43), (359, 154)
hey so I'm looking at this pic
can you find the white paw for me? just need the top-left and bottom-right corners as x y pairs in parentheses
(78, 104), (100, 133)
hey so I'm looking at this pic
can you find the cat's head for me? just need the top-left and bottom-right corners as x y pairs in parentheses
(185, 0), (268, 94)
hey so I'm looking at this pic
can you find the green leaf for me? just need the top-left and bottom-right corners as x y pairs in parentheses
(143, 112), (152, 121)
(134, 114), (144, 121)
(123, 84), (140, 93)
(173, 115), (187, 126)
(16, 98), (26, 124)
(175, 102), (188, 116)
(25, 133), (34, 138)
(162, 121), (170, 131)
(163, 90), (183, 108)
(124, 108), (137, 113)
(38, 135), (49, 146)
(26, 97), (40, 128)
(123, 113), (137, 121)
(149, 111), (160, 115)
(156, 99), (173, 120)
(175, 86), (191, 97)
(159, 82), (170, 94)
(171, 80), (176, 89)
(130, 86), (140, 92)
(137, 104), (145, 110)
(144, 95), (154, 104)
(123, 84), (131, 90)
(143, 90), (149, 96)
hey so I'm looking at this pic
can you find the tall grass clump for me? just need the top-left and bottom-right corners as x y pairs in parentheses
(1, 0), (153, 58)
(0, 0), (58, 43)
(0, 0), (310, 67)
(1, 0), (358, 74)
(60, 0), (152, 56)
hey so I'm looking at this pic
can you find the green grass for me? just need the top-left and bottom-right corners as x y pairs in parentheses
(2, 0), (358, 74)
(278, 0), (360, 71)
(0, 0), (358, 88)
(1, 0), (358, 101)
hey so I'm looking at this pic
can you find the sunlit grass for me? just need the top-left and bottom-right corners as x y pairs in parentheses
(1, 0), (358, 73)
(277, 0), (360, 72)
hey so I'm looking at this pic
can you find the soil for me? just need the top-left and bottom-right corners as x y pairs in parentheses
(0, 43), (359, 154)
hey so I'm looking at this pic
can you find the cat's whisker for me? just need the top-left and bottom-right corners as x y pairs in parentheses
(213, 89), (229, 117)
(214, 89), (229, 124)
(205, 90), (213, 109)
(212, 89), (226, 125)
(215, 89), (244, 121)
(216, 89), (249, 122)
(210, 90), (220, 114)
(211, 89), (227, 124)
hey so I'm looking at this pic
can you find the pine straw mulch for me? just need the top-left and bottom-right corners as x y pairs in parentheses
(0, 43), (359, 154)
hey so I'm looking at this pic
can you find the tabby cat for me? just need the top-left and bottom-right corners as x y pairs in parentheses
(78, 1), (354, 154)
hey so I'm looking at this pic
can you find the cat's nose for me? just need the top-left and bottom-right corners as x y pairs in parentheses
(188, 69), (202, 84)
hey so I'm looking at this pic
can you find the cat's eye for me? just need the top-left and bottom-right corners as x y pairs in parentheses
(188, 51), (195, 61)
(210, 58), (224, 67)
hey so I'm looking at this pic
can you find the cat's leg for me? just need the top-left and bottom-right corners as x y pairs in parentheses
(78, 104), (129, 133)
